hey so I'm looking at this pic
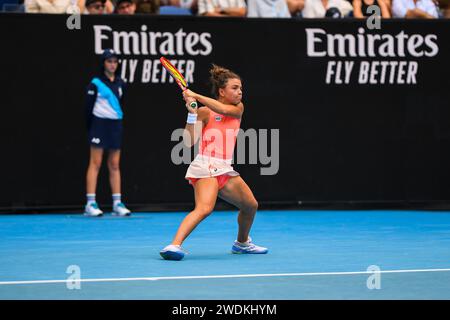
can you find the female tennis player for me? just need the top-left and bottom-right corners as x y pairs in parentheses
(84, 49), (131, 217)
(160, 65), (268, 260)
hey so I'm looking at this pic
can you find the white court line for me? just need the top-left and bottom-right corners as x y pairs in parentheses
(1, 268), (450, 286)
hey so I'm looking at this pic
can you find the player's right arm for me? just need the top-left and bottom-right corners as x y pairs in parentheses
(183, 103), (209, 148)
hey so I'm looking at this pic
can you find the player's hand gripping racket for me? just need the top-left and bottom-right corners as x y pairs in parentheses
(160, 57), (198, 109)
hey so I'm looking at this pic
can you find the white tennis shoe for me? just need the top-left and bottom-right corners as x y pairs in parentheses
(231, 237), (268, 254)
(84, 202), (103, 217)
(160, 244), (187, 261)
(112, 202), (131, 216)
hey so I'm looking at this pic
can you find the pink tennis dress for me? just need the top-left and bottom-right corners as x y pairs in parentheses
(186, 109), (241, 189)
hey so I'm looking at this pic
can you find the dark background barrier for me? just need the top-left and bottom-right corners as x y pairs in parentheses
(1, 14), (450, 212)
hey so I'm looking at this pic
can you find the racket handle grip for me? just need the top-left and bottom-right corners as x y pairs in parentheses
(190, 101), (198, 109)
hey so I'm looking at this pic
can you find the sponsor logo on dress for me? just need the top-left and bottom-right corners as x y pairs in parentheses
(91, 138), (101, 144)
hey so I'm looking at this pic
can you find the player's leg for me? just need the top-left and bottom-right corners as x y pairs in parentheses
(160, 177), (219, 260)
(107, 149), (130, 216)
(173, 177), (219, 245)
(107, 149), (121, 194)
(219, 176), (268, 254)
(85, 146), (104, 216)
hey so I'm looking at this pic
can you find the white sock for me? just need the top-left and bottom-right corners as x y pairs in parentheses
(237, 237), (251, 246)
(112, 193), (121, 207)
(86, 194), (96, 206)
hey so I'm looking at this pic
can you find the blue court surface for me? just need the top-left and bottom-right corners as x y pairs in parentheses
(0, 210), (449, 300)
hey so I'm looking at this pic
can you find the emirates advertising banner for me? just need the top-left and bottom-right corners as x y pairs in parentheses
(1, 14), (449, 210)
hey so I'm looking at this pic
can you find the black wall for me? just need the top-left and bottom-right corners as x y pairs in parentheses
(1, 14), (450, 211)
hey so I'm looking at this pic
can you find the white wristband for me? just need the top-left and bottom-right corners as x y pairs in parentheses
(186, 113), (198, 124)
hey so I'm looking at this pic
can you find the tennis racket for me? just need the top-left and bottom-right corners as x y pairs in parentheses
(160, 57), (197, 109)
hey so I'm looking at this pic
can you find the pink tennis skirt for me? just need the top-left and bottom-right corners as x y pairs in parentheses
(185, 154), (239, 190)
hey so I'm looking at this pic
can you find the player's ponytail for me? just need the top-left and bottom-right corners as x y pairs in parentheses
(209, 64), (241, 98)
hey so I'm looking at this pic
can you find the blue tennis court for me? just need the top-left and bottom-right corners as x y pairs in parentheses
(0, 210), (449, 300)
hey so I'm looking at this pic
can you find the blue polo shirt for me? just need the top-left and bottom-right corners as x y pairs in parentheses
(85, 75), (126, 127)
